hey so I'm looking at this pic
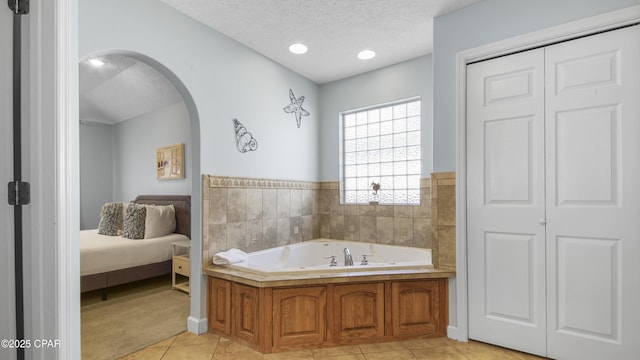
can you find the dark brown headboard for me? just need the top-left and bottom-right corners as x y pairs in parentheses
(133, 195), (191, 238)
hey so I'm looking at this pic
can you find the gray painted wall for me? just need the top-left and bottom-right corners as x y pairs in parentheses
(79, 101), (191, 229)
(432, 0), (639, 172)
(80, 0), (320, 182)
(79, 122), (114, 229)
(114, 101), (191, 202)
(319, 55), (433, 181)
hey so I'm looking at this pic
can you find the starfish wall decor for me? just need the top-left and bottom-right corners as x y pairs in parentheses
(283, 88), (309, 128)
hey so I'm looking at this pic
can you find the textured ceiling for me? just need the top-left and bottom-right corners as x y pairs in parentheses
(79, 0), (482, 124)
(79, 54), (183, 124)
(160, 0), (482, 84)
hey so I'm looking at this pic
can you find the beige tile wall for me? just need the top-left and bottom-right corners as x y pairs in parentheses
(431, 172), (456, 270)
(202, 174), (455, 270)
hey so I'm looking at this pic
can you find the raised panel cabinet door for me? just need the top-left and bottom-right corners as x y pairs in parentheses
(391, 280), (445, 337)
(545, 25), (640, 360)
(333, 283), (385, 341)
(232, 283), (259, 344)
(272, 286), (326, 347)
(208, 278), (232, 335)
(467, 48), (547, 356)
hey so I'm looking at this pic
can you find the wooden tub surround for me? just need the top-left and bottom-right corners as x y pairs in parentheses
(205, 266), (454, 353)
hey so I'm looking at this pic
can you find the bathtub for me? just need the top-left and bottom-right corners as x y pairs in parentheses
(206, 239), (451, 353)
(224, 239), (433, 275)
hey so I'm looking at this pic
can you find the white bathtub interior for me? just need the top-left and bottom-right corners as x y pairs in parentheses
(224, 239), (433, 275)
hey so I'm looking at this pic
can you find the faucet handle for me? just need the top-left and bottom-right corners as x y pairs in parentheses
(324, 255), (338, 266)
(360, 254), (373, 265)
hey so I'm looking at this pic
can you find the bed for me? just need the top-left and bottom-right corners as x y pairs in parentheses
(80, 195), (191, 299)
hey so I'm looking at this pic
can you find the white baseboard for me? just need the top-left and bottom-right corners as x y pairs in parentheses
(447, 325), (459, 341)
(187, 316), (208, 334)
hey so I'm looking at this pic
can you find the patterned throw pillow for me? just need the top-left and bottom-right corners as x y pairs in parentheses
(97, 202), (123, 236)
(122, 203), (146, 239)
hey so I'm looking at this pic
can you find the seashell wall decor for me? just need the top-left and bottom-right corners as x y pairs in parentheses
(232, 119), (258, 153)
(283, 88), (309, 128)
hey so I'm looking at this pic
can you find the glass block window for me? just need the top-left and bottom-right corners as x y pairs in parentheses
(341, 97), (421, 205)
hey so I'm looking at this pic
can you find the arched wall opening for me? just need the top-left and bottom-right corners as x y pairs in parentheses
(78, 49), (203, 335)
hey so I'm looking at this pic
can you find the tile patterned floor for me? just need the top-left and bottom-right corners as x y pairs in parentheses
(119, 332), (548, 360)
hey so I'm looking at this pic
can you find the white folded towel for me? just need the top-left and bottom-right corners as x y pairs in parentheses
(213, 248), (248, 265)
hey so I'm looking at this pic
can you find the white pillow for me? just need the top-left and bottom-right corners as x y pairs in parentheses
(143, 204), (176, 239)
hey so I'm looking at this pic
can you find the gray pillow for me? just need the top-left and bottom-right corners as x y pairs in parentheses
(122, 203), (146, 239)
(97, 202), (123, 236)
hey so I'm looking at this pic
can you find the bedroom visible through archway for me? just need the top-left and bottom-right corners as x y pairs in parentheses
(78, 51), (199, 359)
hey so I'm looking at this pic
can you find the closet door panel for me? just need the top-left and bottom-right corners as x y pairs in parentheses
(467, 48), (547, 356)
(554, 106), (618, 205)
(545, 25), (640, 360)
(484, 117), (533, 203)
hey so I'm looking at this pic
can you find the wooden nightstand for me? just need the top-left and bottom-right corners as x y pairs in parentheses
(171, 240), (191, 295)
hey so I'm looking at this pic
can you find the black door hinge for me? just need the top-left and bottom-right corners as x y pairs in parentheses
(8, 181), (30, 205)
(8, 0), (29, 15)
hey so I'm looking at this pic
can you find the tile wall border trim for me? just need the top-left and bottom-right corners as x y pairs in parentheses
(206, 175), (432, 190)
(207, 175), (320, 189)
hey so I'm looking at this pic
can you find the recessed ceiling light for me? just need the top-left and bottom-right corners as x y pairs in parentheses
(88, 58), (106, 67)
(289, 43), (308, 55)
(357, 50), (376, 60)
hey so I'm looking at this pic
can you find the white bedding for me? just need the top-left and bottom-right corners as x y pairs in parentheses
(80, 229), (189, 276)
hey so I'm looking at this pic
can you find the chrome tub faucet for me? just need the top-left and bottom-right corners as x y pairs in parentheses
(343, 247), (354, 266)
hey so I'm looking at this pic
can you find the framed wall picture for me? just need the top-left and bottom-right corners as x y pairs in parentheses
(156, 143), (184, 180)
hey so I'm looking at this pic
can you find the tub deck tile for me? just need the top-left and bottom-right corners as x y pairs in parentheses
(204, 265), (454, 288)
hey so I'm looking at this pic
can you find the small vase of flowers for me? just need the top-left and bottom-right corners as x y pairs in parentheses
(370, 182), (381, 205)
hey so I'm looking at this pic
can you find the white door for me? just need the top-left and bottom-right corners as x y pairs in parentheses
(545, 25), (640, 360)
(467, 48), (547, 356)
(1, 8), (17, 360)
(468, 25), (640, 359)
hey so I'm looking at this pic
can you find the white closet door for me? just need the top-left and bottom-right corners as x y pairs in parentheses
(467, 48), (547, 356)
(545, 25), (640, 360)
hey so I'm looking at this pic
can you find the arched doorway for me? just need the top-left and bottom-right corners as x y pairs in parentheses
(78, 50), (202, 358)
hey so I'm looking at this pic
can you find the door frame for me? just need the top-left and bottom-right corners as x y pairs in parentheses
(454, 5), (640, 342)
(50, 0), (80, 358)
